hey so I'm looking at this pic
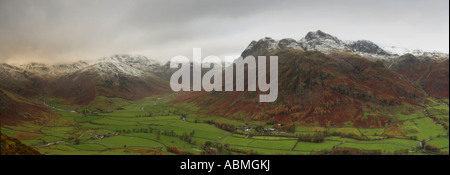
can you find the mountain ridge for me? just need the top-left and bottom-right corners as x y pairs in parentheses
(243, 30), (449, 60)
(0, 30), (448, 127)
(0, 54), (171, 105)
(172, 30), (448, 127)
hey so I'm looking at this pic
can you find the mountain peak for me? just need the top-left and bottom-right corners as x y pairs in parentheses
(10, 61), (90, 77)
(304, 30), (340, 42)
(382, 46), (449, 59)
(242, 30), (449, 60)
(84, 54), (162, 77)
(300, 30), (349, 53)
(98, 54), (157, 64)
(241, 37), (281, 57)
(348, 40), (392, 56)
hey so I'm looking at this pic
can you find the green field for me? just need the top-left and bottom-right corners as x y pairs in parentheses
(427, 137), (449, 148)
(2, 95), (448, 155)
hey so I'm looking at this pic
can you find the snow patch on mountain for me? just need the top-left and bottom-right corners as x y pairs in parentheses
(11, 61), (89, 77)
(243, 30), (449, 60)
(0, 63), (32, 82)
(242, 37), (281, 57)
(300, 30), (352, 54)
(85, 54), (161, 77)
(3, 54), (163, 79)
(382, 46), (449, 59)
(278, 38), (304, 50)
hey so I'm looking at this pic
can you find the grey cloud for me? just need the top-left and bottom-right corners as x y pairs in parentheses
(0, 0), (448, 64)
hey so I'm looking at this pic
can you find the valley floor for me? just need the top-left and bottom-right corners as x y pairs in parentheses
(1, 95), (448, 155)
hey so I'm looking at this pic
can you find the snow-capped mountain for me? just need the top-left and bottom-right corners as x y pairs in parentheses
(0, 63), (31, 82)
(48, 54), (170, 105)
(242, 30), (449, 60)
(382, 46), (449, 59)
(241, 37), (283, 57)
(84, 54), (162, 77)
(12, 61), (89, 77)
(278, 38), (304, 50)
(300, 30), (352, 54)
(0, 54), (169, 99)
(96, 54), (160, 68)
(4, 54), (163, 79)
(347, 40), (392, 57)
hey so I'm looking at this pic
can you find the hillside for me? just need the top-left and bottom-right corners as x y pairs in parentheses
(0, 133), (41, 155)
(173, 49), (428, 127)
(0, 55), (172, 106)
(390, 55), (449, 99)
(0, 88), (53, 126)
(422, 59), (449, 99)
(48, 65), (170, 105)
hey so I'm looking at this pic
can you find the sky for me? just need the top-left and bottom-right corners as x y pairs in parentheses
(0, 0), (449, 64)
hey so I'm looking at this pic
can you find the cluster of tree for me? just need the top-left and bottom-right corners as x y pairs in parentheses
(253, 124), (265, 132)
(254, 122), (296, 134)
(200, 142), (261, 155)
(425, 144), (440, 153)
(312, 90), (337, 117)
(115, 128), (196, 145)
(201, 147), (220, 155)
(274, 123), (295, 133)
(426, 112), (449, 131)
(297, 134), (325, 143)
(258, 129), (367, 141)
(201, 141), (239, 155)
(178, 131), (195, 144)
(200, 142), (223, 155)
(80, 109), (98, 117)
(261, 92), (338, 121)
(312, 106), (331, 117)
(155, 110), (181, 116)
(134, 112), (153, 117)
(205, 120), (235, 132)
(252, 112), (265, 120)
(115, 128), (156, 134)
(166, 146), (192, 155)
(65, 136), (81, 145)
(328, 131), (363, 140)
(408, 136), (418, 140)
(266, 104), (302, 116)
(329, 85), (399, 106)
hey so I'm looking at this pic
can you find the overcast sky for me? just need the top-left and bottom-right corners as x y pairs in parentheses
(0, 0), (448, 64)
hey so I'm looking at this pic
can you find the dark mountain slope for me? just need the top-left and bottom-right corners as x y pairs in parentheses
(1, 133), (41, 155)
(173, 50), (426, 127)
(390, 54), (449, 99)
(0, 88), (52, 126)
